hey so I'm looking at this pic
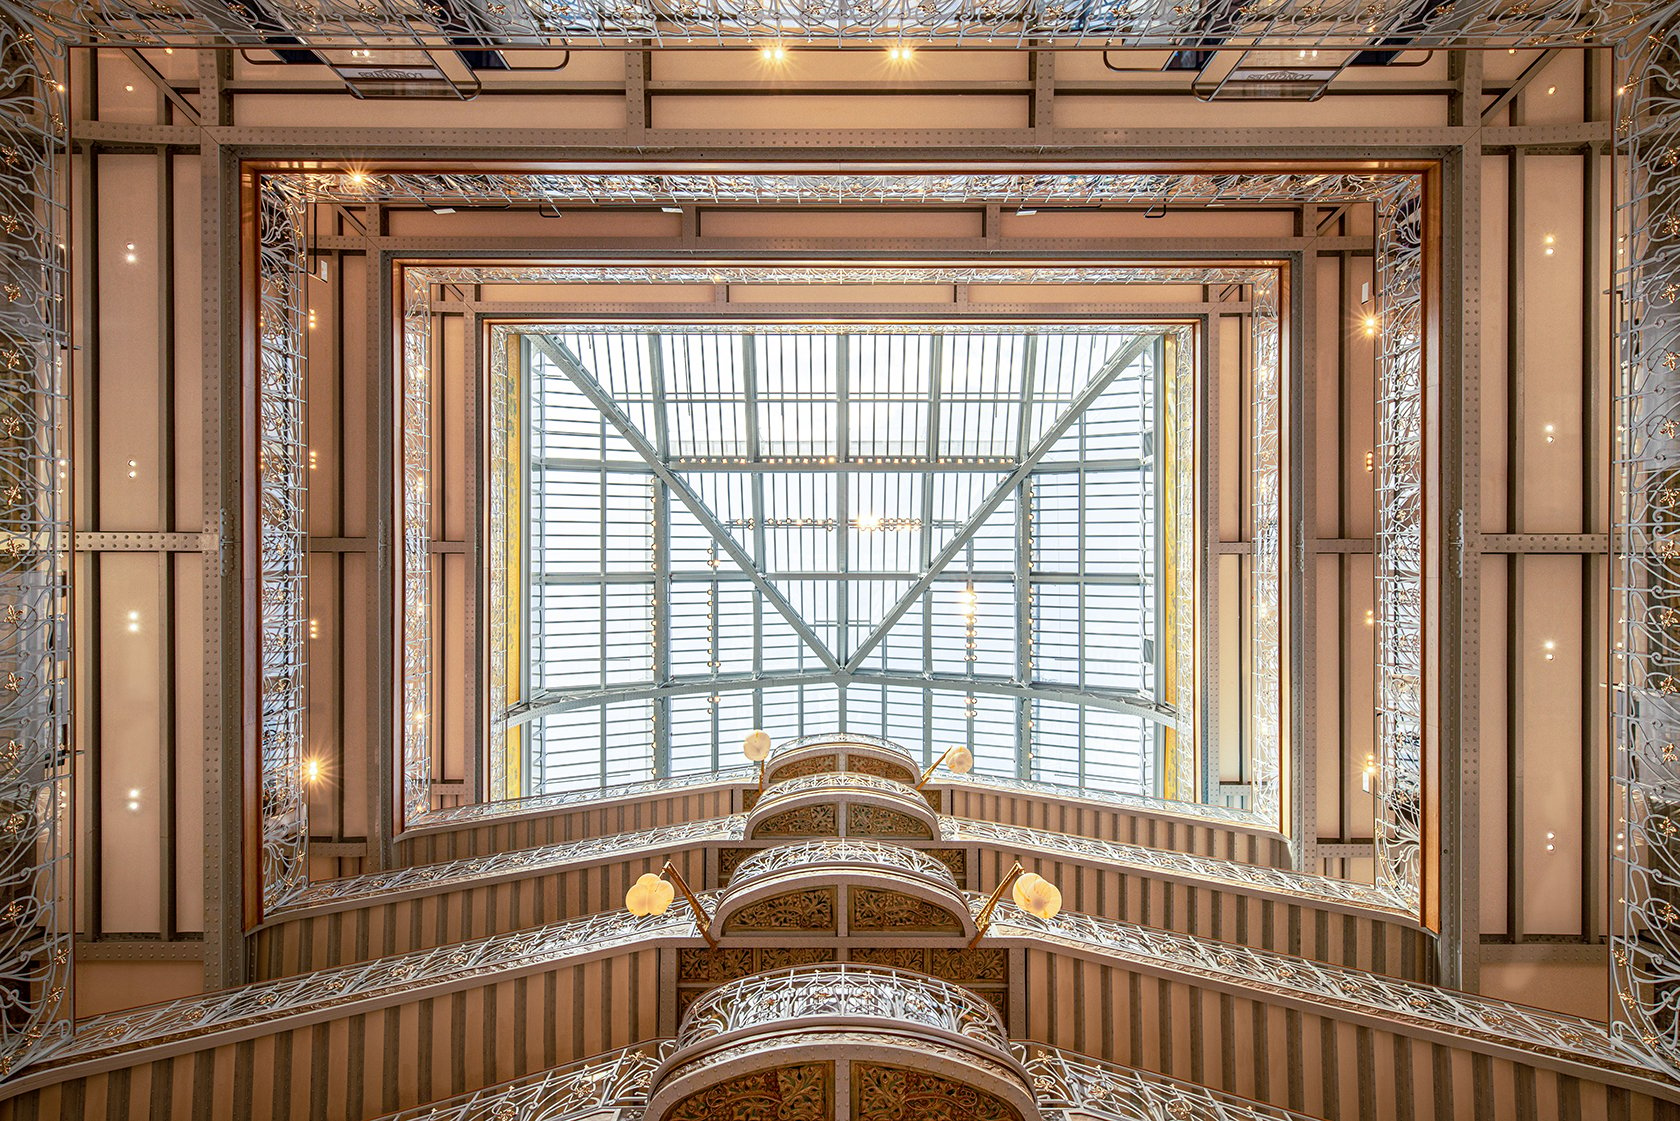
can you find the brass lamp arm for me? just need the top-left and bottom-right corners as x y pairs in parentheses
(661, 861), (718, 949)
(968, 860), (1024, 948)
(916, 745), (958, 789)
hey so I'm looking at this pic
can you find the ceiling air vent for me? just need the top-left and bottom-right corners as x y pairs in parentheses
(1191, 49), (1355, 101)
(323, 48), (482, 99)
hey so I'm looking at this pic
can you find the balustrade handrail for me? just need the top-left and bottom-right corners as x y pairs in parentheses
(674, 964), (1009, 1055)
(728, 839), (956, 890)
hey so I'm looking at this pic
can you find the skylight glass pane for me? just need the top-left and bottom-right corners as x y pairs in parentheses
(517, 324), (1175, 799)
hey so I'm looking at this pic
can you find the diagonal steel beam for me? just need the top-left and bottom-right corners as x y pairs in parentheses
(845, 331), (1160, 673)
(528, 334), (842, 673)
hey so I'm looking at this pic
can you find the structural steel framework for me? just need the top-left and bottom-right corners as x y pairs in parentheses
(0, 0), (1675, 1090)
(511, 322), (1174, 798)
(408, 260), (1277, 850)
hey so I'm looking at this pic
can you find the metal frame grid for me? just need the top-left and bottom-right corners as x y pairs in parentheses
(504, 319), (1175, 799)
(399, 259), (1277, 845)
(24, 7), (1680, 1087)
(0, 19), (72, 1078)
(0, 0), (1658, 49)
(391, 242), (1370, 860)
(299, 175), (1425, 920)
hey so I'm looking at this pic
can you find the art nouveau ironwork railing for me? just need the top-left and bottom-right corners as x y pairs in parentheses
(375, 1042), (671, 1121)
(945, 818), (1407, 915)
(674, 963), (1011, 1054)
(279, 815), (746, 913)
(726, 838), (958, 891)
(987, 901), (1637, 1073)
(37, 905), (700, 1067)
(1019, 1044), (1319, 1121)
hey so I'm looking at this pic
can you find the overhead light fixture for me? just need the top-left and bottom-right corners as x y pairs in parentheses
(1015, 207), (1038, 216)
(624, 862), (716, 947)
(916, 744), (974, 788)
(660, 205), (684, 214)
(742, 728), (772, 788)
(970, 860), (1061, 946)
(428, 205), (457, 215)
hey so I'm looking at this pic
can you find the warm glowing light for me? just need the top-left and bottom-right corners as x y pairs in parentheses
(625, 872), (675, 917)
(1544, 423), (1555, 444)
(304, 758), (322, 784)
(1364, 609), (1375, 626)
(887, 44), (915, 61)
(760, 43), (788, 61)
(1011, 872), (1062, 920)
(1362, 314), (1377, 337)
(1546, 85), (1557, 95)
(742, 729), (772, 762)
(855, 511), (882, 531)
(1364, 450), (1374, 472)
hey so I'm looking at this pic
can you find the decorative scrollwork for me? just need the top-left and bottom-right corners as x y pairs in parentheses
(848, 804), (936, 839)
(255, 175), (310, 913)
(375, 1042), (672, 1121)
(0, 15), (69, 1079)
(853, 1063), (1023, 1121)
(722, 888), (835, 931)
(729, 839), (958, 892)
(665, 1062), (832, 1121)
(1, 0), (1656, 51)
(675, 965), (1011, 1056)
(945, 817), (1405, 914)
(988, 901), (1647, 1076)
(754, 805), (839, 837)
(850, 888), (963, 932)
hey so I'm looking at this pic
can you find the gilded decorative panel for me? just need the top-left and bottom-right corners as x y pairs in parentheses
(678, 949), (756, 983)
(849, 889), (963, 933)
(754, 806), (838, 838)
(664, 1063), (831, 1121)
(765, 755), (838, 784)
(927, 849), (968, 884)
(723, 889), (836, 932)
(848, 947), (927, 971)
(852, 1064), (1022, 1121)
(757, 948), (839, 971)
(679, 947), (837, 983)
(851, 757), (917, 785)
(929, 949), (1008, 983)
(847, 805), (934, 839)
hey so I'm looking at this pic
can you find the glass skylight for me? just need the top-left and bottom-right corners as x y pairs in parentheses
(509, 324), (1181, 796)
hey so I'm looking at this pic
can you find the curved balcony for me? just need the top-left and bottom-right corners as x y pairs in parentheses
(647, 964), (1037, 1121)
(763, 733), (921, 788)
(714, 839), (973, 939)
(744, 771), (942, 842)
